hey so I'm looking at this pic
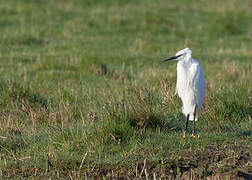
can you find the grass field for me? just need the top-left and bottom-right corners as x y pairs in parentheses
(0, 0), (251, 178)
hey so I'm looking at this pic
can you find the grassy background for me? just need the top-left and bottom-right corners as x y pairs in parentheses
(0, 0), (251, 178)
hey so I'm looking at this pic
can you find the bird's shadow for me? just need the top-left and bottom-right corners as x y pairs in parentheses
(236, 130), (252, 137)
(142, 112), (252, 137)
(128, 112), (185, 133)
(158, 113), (197, 133)
(163, 113), (185, 132)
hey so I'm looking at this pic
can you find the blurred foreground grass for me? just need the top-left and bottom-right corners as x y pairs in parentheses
(0, 0), (251, 178)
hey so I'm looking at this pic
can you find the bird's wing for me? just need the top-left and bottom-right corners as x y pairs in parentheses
(189, 60), (205, 112)
(189, 61), (200, 90)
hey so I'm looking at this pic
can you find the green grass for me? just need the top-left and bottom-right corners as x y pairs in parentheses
(0, 0), (251, 178)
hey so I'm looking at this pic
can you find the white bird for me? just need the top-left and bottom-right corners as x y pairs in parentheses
(163, 48), (205, 138)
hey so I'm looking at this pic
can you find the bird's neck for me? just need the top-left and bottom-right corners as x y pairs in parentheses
(180, 56), (193, 66)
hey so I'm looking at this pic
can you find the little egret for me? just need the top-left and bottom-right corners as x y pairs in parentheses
(163, 48), (205, 138)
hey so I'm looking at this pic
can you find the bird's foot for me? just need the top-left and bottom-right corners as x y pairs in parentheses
(190, 133), (196, 138)
(183, 132), (186, 139)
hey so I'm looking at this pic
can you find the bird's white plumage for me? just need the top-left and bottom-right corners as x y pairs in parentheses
(174, 48), (205, 121)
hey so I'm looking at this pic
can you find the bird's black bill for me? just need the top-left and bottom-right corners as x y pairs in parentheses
(163, 54), (182, 62)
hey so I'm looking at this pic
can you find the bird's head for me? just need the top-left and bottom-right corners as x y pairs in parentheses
(163, 48), (192, 62)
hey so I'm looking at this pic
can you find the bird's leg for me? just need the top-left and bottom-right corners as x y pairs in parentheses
(183, 114), (190, 138)
(191, 105), (197, 138)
